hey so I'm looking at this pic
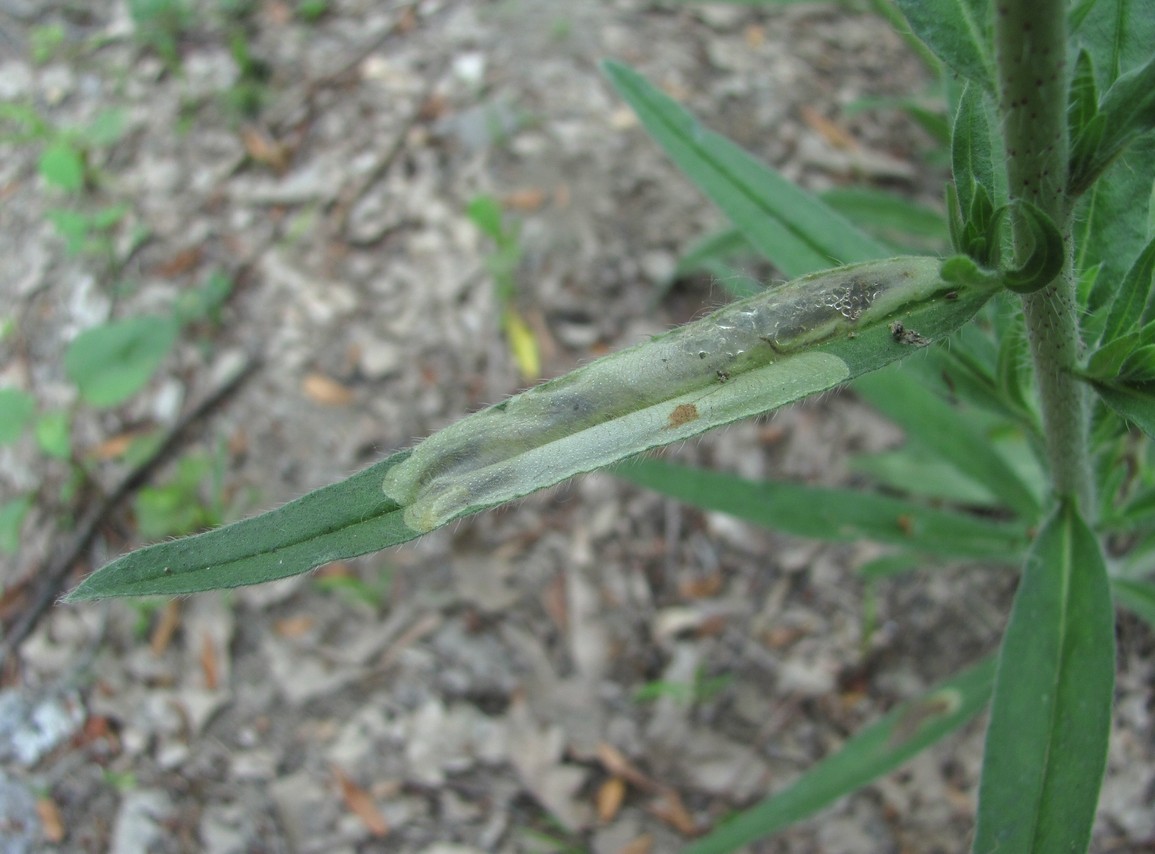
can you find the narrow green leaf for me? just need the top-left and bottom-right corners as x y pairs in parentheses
(1108, 485), (1155, 531)
(674, 226), (751, 276)
(964, 183), (998, 265)
(673, 227), (763, 298)
(1101, 236), (1155, 344)
(1080, 138), (1155, 315)
(684, 657), (996, 854)
(820, 187), (950, 250)
(65, 452), (420, 601)
(613, 458), (1030, 561)
(602, 61), (887, 277)
(1072, 53), (1155, 195)
(894, 0), (996, 91)
(1068, 49), (1099, 138)
(853, 369), (1042, 519)
(1070, 0), (1155, 90)
(997, 200), (1066, 294)
(700, 261), (764, 301)
(951, 83), (1001, 215)
(857, 552), (926, 580)
(1068, 49), (1102, 195)
(465, 194), (505, 242)
(1085, 332), (1140, 380)
(64, 316), (179, 407)
(1119, 344), (1155, 383)
(995, 309), (1033, 415)
(850, 446), (1001, 507)
(1112, 577), (1155, 631)
(1093, 379), (1155, 440)
(973, 501), (1115, 854)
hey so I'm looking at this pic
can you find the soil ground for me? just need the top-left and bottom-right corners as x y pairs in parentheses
(1, 2), (1152, 852)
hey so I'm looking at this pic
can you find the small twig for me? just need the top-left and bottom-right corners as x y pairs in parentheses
(0, 357), (262, 672)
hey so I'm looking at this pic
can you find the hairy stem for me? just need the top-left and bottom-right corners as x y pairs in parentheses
(995, 0), (1093, 513)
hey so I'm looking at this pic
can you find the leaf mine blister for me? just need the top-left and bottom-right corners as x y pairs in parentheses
(384, 257), (971, 532)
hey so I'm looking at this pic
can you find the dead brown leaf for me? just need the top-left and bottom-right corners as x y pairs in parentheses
(647, 788), (696, 836)
(502, 187), (547, 211)
(200, 632), (219, 691)
(150, 601), (181, 657)
(150, 246), (202, 278)
(274, 615), (316, 637)
(677, 574), (723, 600)
(597, 776), (626, 823)
(542, 573), (568, 633)
(617, 835), (654, 854)
(36, 797), (65, 843)
(596, 742), (656, 792)
(332, 765), (390, 837)
(90, 430), (151, 461)
(763, 625), (808, 650)
(263, 1), (292, 26)
(800, 105), (858, 151)
(301, 372), (355, 406)
(241, 125), (291, 173)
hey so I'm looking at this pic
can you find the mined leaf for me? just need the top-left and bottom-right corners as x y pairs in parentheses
(66, 452), (418, 600)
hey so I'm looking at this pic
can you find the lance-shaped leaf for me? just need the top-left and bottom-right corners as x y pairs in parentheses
(972, 500), (1115, 854)
(602, 61), (887, 277)
(894, 0), (996, 92)
(613, 458), (1029, 561)
(685, 657), (996, 854)
(1070, 53), (1155, 195)
(70, 257), (999, 600)
(67, 451), (418, 601)
(853, 369), (1042, 521)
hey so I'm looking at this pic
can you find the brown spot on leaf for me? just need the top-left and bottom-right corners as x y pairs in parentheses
(667, 403), (699, 428)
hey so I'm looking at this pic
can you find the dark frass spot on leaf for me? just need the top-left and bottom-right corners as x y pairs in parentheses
(890, 322), (931, 347)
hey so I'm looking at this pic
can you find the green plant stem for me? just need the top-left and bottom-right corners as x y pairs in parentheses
(995, 0), (1093, 514)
